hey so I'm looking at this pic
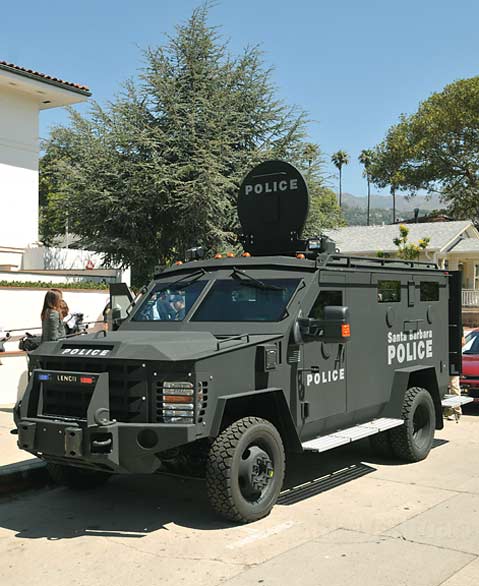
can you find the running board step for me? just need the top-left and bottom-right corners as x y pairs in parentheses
(441, 395), (474, 408)
(302, 418), (404, 453)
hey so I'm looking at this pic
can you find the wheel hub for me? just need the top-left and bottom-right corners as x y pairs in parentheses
(239, 445), (274, 500)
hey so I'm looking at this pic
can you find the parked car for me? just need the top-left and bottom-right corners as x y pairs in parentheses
(460, 328), (479, 402)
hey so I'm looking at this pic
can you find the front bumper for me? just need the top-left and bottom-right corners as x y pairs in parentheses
(14, 369), (201, 473)
(16, 418), (198, 473)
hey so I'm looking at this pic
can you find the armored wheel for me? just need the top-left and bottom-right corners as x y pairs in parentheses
(206, 417), (285, 523)
(47, 462), (111, 490)
(389, 387), (436, 462)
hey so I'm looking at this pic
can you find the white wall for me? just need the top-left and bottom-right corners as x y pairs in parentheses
(0, 353), (28, 406)
(0, 87), (39, 249)
(0, 248), (23, 268)
(23, 246), (108, 271)
(0, 287), (109, 335)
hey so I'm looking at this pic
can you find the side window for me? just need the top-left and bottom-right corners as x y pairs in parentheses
(420, 281), (439, 301)
(377, 280), (401, 303)
(309, 290), (343, 319)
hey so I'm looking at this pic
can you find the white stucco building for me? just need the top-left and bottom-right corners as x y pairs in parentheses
(0, 62), (127, 405)
(0, 60), (91, 269)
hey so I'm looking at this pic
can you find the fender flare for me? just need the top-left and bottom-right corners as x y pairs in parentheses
(210, 387), (302, 452)
(382, 366), (444, 430)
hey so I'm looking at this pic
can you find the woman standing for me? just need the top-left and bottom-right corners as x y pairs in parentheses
(41, 290), (66, 342)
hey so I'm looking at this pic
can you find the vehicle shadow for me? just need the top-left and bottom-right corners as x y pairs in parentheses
(0, 437), (448, 541)
(463, 403), (479, 416)
(279, 436), (449, 505)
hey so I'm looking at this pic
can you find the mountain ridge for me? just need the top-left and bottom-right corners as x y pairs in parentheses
(341, 192), (441, 212)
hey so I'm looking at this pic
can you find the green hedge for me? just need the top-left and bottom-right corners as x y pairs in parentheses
(0, 280), (110, 290)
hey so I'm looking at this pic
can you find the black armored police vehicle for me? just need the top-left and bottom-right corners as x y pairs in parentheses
(14, 161), (469, 523)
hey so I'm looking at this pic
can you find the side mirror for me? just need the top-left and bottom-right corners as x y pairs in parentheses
(298, 306), (351, 344)
(108, 282), (134, 331)
(111, 306), (123, 331)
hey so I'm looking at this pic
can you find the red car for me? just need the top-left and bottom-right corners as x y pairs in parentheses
(460, 329), (479, 402)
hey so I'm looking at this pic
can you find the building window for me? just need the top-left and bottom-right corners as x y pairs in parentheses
(420, 281), (439, 301)
(474, 264), (479, 290)
(309, 290), (343, 319)
(377, 280), (401, 303)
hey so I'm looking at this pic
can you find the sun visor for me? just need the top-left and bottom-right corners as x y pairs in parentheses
(238, 160), (309, 256)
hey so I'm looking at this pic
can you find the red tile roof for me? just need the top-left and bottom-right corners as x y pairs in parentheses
(0, 60), (91, 95)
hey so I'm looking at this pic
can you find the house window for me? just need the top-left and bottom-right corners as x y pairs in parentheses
(377, 280), (401, 303)
(474, 265), (479, 290)
(309, 290), (343, 319)
(420, 282), (439, 301)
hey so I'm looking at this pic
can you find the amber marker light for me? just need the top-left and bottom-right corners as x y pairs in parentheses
(214, 253), (223, 259)
(175, 261), (183, 265)
(163, 395), (192, 404)
(241, 252), (251, 257)
(226, 252), (235, 257)
(296, 253), (305, 259)
(341, 324), (351, 337)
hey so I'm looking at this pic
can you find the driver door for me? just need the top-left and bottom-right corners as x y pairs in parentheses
(301, 284), (347, 433)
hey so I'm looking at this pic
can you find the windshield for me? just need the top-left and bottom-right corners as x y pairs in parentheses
(132, 280), (207, 321)
(191, 279), (300, 322)
(463, 331), (479, 354)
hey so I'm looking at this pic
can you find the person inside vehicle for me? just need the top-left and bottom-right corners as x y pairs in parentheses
(171, 294), (186, 320)
(41, 289), (66, 342)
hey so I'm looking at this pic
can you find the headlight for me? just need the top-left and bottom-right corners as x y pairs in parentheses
(161, 382), (201, 424)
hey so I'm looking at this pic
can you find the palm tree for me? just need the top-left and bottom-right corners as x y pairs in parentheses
(331, 150), (349, 207)
(391, 184), (397, 223)
(358, 149), (373, 225)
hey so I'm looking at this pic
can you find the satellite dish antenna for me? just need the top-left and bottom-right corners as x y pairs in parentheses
(238, 160), (309, 255)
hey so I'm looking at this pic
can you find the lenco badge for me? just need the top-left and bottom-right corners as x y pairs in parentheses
(61, 347), (111, 357)
(56, 374), (78, 384)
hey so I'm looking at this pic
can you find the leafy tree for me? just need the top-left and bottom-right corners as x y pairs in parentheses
(342, 205), (392, 226)
(377, 224), (430, 260)
(369, 77), (479, 222)
(40, 6), (311, 285)
(331, 150), (349, 207)
(358, 149), (373, 225)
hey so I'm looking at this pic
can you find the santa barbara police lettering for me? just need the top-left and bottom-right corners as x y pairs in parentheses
(387, 329), (433, 365)
(244, 178), (298, 196)
(61, 348), (111, 357)
(306, 368), (345, 386)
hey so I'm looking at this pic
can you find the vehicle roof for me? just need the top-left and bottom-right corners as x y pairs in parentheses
(154, 253), (442, 279)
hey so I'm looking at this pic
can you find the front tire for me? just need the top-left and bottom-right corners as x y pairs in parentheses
(389, 387), (436, 462)
(206, 417), (285, 523)
(47, 462), (111, 490)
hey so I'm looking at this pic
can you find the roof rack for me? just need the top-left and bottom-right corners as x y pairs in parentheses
(318, 254), (438, 271)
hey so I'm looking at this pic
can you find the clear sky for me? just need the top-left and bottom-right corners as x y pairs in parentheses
(2, 0), (479, 197)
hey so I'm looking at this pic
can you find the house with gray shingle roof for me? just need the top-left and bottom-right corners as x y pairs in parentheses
(324, 221), (479, 307)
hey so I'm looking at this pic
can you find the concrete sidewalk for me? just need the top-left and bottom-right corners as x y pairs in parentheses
(0, 408), (47, 493)
(0, 408), (478, 586)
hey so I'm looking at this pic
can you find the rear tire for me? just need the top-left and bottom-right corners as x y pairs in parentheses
(206, 417), (285, 523)
(389, 387), (435, 462)
(47, 462), (111, 490)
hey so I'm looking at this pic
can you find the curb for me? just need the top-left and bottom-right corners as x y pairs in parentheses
(0, 459), (49, 495)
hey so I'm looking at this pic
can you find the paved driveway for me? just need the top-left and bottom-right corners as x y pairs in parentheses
(0, 408), (478, 586)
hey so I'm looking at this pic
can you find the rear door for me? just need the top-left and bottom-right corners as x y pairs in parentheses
(448, 271), (463, 375)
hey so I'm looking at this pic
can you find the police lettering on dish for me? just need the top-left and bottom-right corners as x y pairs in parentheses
(244, 178), (298, 195)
